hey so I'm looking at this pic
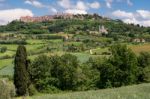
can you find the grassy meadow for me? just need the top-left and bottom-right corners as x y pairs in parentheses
(15, 83), (150, 99)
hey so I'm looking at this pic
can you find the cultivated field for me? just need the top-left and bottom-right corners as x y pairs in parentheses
(129, 43), (150, 54)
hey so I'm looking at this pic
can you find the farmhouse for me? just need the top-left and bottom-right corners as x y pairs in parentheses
(132, 38), (146, 43)
(99, 25), (108, 35)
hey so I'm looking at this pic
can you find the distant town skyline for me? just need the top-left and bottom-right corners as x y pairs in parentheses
(0, 0), (150, 26)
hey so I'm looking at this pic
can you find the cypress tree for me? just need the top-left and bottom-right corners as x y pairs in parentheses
(14, 45), (29, 96)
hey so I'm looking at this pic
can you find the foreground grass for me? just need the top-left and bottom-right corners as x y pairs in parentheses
(17, 83), (150, 99)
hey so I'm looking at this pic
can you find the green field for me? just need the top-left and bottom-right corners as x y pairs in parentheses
(0, 59), (13, 69)
(0, 65), (14, 76)
(16, 83), (150, 99)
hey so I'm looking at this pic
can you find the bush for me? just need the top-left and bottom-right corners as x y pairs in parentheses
(28, 84), (38, 96)
(0, 55), (12, 59)
(138, 52), (150, 68)
(0, 40), (27, 44)
(0, 46), (7, 53)
(143, 67), (150, 82)
(137, 52), (150, 82)
(36, 35), (62, 40)
(0, 79), (16, 99)
(40, 85), (61, 93)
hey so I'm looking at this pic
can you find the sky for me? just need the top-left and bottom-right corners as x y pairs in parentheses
(0, 0), (150, 26)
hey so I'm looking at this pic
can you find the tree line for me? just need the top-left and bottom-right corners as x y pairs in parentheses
(14, 44), (150, 96)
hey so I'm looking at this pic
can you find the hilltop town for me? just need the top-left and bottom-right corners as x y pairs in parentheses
(20, 13), (105, 22)
(20, 13), (74, 22)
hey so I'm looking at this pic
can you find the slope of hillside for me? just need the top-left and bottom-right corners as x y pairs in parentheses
(18, 83), (150, 99)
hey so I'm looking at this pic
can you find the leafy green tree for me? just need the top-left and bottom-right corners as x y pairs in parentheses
(138, 52), (150, 68)
(78, 58), (100, 90)
(29, 55), (59, 93)
(96, 44), (138, 88)
(58, 54), (79, 90)
(137, 52), (150, 82)
(14, 45), (29, 96)
(109, 44), (138, 86)
(30, 54), (80, 92)
(98, 60), (116, 88)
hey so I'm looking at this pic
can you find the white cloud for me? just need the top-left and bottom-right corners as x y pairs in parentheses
(123, 18), (150, 27)
(112, 10), (134, 18)
(76, 1), (87, 10)
(58, 0), (87, 14)
(105, 0), (113, 8)
(123, 18), (138, 25)
(112, 10), (150, 27)
(106, 0), (133, 8)
(51, 8), (57, 13)
(25, 0), (57, 14)
(136, 10), (150, 19)
(0, 8), (33, 25)
(25, 0), (44, 8)
(65, 9), (87, 14)
(58, 0), (72, 9)
(88, 1), (100, 9)
(76, 1), (88, 10)
(58, 0), (100, 14)
(140, 20), (150, 27)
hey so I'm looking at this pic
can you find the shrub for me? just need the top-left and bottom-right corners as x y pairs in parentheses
(0, 55), (12, 60)
(0, 46), (7, 53)
(143, 67), (150, 82)
(28, 84), (38, 96)
(0, 40), (27, 44)
(138, 52), (150, 68)
(137, 52), (150, 82)
(0, 79), (16, 99)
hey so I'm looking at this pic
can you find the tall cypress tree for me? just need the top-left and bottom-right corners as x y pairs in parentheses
(14, 45), (29, 96)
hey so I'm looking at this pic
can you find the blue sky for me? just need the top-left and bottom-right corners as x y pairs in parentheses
(0, 0), (150, 26)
